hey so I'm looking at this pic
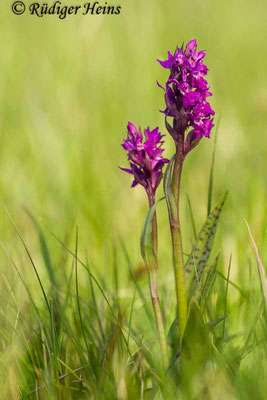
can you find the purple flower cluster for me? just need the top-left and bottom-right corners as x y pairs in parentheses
(120, 122), (168, 193)
(157, 39), (215, 139)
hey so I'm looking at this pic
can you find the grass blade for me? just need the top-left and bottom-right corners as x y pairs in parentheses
(24, 209), (56, 287)
(120, 239), (155, 330)
(127, 287), (136, 349)
(207, 115), (220, 216)
(2, 204), (51, 313)
(222, 254), (232, 338)
(217, 271), (247, 299)
(245, 220), (267, 304)
(74, 229), (91, 359)
(187, 194), (197, 241)
(46, 226), (116, 319)
(86, 257), (105, 343)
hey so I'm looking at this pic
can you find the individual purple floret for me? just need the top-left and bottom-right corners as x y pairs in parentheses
(157, 39), (215, 143)
(120, 122), (168, 194)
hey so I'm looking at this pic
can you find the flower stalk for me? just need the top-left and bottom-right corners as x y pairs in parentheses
(147, 192), (169, 369)
(171, 138), (188, 342)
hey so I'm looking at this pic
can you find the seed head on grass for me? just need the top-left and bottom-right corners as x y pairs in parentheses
(120, 122), (168, 195)
(157, 39), (215, 152)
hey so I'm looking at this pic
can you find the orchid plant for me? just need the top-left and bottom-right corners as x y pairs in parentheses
(121, 39), (227, 372)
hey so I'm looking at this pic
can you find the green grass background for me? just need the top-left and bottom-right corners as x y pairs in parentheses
(0, 0), (266, 397)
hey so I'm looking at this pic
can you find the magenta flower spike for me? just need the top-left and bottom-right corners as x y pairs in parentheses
(120, 122), (168, 195)
(157, 39), (215, 150)
(120, 122), (170, 368)
(156, 39), (215, 341)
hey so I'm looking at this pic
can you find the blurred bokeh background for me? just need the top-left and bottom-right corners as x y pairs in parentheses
(0, 0), (266, 303)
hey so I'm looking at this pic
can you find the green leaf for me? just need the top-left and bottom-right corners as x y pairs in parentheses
(186, 191), (228, 303)
(140, 197), (164, 263)
(167, 316), (180, 360)
(163, 156), (177, 220)
(190, 254), (220, 307)
(207, 315), (227, 330)
(201, 254), (219, 301)
(180, 302), (211, 390)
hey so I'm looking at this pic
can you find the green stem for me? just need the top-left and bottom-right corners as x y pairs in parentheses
(148, 193), (169, 369)
(170, 138), (188, 343)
